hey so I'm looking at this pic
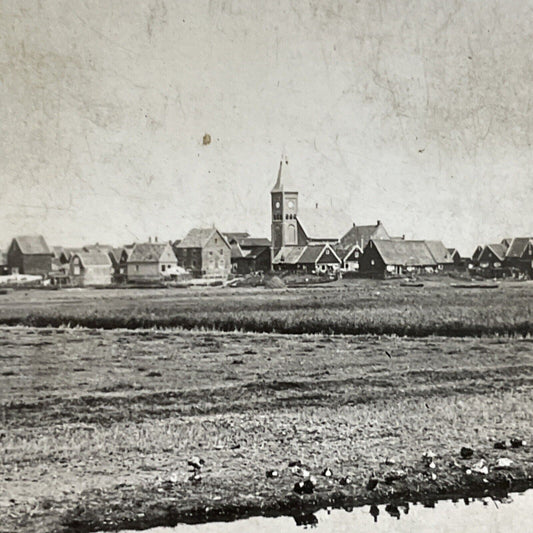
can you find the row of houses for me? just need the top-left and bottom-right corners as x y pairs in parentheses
(0, 228), (272, 286)
(471, 238), (533, 278)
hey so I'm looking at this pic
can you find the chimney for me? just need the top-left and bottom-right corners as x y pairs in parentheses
(155, 236), (158, 243)
(148, 236), (152, 243)
(315, 203), (319, 209)
(377, 220), (381, 225)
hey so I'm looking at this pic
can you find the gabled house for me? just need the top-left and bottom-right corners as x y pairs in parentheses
(447, 248), (466, 269)
(7, 235), (52, 276)
(333, 243), (363, 271)
(126, 242), (177, 281)
(478, 244), (506, 269)
(359, 239), (437, 278)
(423, 240), (454, 271)
(339, 221), (390, 250)
(108, 247), (130, 283)
(174, 228), (231, 279)
(228, 236), (272, 275)
(519, 239), (533, 278)
(69, 251), (113, 286)
(504, 237), (533, 277)
(272, 243), (341, 274)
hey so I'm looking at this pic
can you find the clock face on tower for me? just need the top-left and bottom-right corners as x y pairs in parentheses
(275, 201), (280, 208)
(288, 200), (294, 209)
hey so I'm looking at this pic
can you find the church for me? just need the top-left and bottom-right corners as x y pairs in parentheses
(270, 158), (390, 273)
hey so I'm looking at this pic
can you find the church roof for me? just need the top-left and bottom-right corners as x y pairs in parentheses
(271, 159), (298, 193)
(297, 207), (353, 241)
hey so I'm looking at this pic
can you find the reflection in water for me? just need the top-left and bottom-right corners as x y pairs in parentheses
(293, 513), (318, 528)
(114, 490), (533, 533)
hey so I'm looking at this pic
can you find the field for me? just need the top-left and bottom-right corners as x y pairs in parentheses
(1, 281), (533, 532)
(0, 278), (532, 336)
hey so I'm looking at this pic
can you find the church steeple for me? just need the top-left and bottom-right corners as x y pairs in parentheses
(271, 156), (297, 193)
(271, 157), (299, 256)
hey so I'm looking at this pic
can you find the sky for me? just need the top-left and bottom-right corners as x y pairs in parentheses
(1, 0), (532, 256)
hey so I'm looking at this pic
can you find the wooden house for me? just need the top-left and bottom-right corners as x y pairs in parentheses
(359, 239), (437, 278)
(228, 236), (272, 275)
(0, 251), (9, 275)
(108, 247), (131, 283)
(7, 235), (52, 276)
(333, 244), (363, 271)
(69, 251), (113, 286)
(504, 237), (533, 277)
(174, 228), (231, 279)
(477, 244), (506, 272)
(424, 240), (454, 271)
(126, 242), (177, 282)
(272, 243), (341, 273)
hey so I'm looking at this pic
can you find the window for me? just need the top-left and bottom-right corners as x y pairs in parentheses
(162, 265), (166, 271)
(220, 249), (223, 255)
(215, 238), (218, 244)
(136, 265), (139, 271)
(370, 259), (375, 266)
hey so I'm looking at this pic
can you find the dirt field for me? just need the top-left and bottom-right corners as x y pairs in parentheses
(1, 320), (533, 532)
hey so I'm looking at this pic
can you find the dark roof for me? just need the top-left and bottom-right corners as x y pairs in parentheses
(224, 232), (250, 244)
(241, 246), (270, 259)
(108, 247), (129, 264)
(272, 246), (306, 265)
(371, 240), (437, 266)
(505, 237), (532, 258)
(240, 238), (271, 247)
(230, 243), (244, 259)
(176, 228), (229, 249)
(128, 243), (170, 263)
(297, 208), (353, 241)
(486, 244), (506, 261)
(424, 240), (453, 264)
(298, 244), (341, 264)
(12, 235), (51, 255)
(340, 222), (389, 249)
(72, 251), (112, 268)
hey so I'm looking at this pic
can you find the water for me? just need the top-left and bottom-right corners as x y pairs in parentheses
(116, 490), (532, 533)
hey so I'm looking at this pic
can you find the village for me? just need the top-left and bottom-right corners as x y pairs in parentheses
(1, 159), (532, 288)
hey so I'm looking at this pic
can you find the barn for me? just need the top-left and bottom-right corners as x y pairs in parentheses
(7, 235), (52, 276)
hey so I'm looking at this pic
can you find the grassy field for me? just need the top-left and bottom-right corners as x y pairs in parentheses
(1, 321), (533, 532)
(0, 279), (532, 336)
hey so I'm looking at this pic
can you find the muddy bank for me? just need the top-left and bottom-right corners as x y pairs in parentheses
(61, 456), (533, 532)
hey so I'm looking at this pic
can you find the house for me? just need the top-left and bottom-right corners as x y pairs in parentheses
(504, 237), (533, 277)
(447, 248), (466, 269)
(423, 240), (454, 271)
(477, 244), (507, 275)
(359, 239), (437, 278)
(126, 241), (177, 281)
(174, 228), (231, 279)
(519, 239), (533, 278)
(332, 243), (363, 271)
(339, 221), (390, 250)
(7, 235), (52, 276)
(69, 251), (113, 286)
(272, 243), (342, 273)
(108, 247), (131, 283)
(0, 251), (9, 275)
(227, 236), (272, 275)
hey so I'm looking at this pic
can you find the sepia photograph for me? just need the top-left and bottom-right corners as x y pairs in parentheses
(1, 1), (532, 532)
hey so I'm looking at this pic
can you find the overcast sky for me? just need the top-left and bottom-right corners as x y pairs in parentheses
(1, 0), (532, 255)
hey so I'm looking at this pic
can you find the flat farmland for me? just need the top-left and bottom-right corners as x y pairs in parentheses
(0, 279), (532, 335)
(1, 320), (533, 532)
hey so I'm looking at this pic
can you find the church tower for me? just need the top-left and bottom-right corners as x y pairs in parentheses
(271, 157), (299, 257)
